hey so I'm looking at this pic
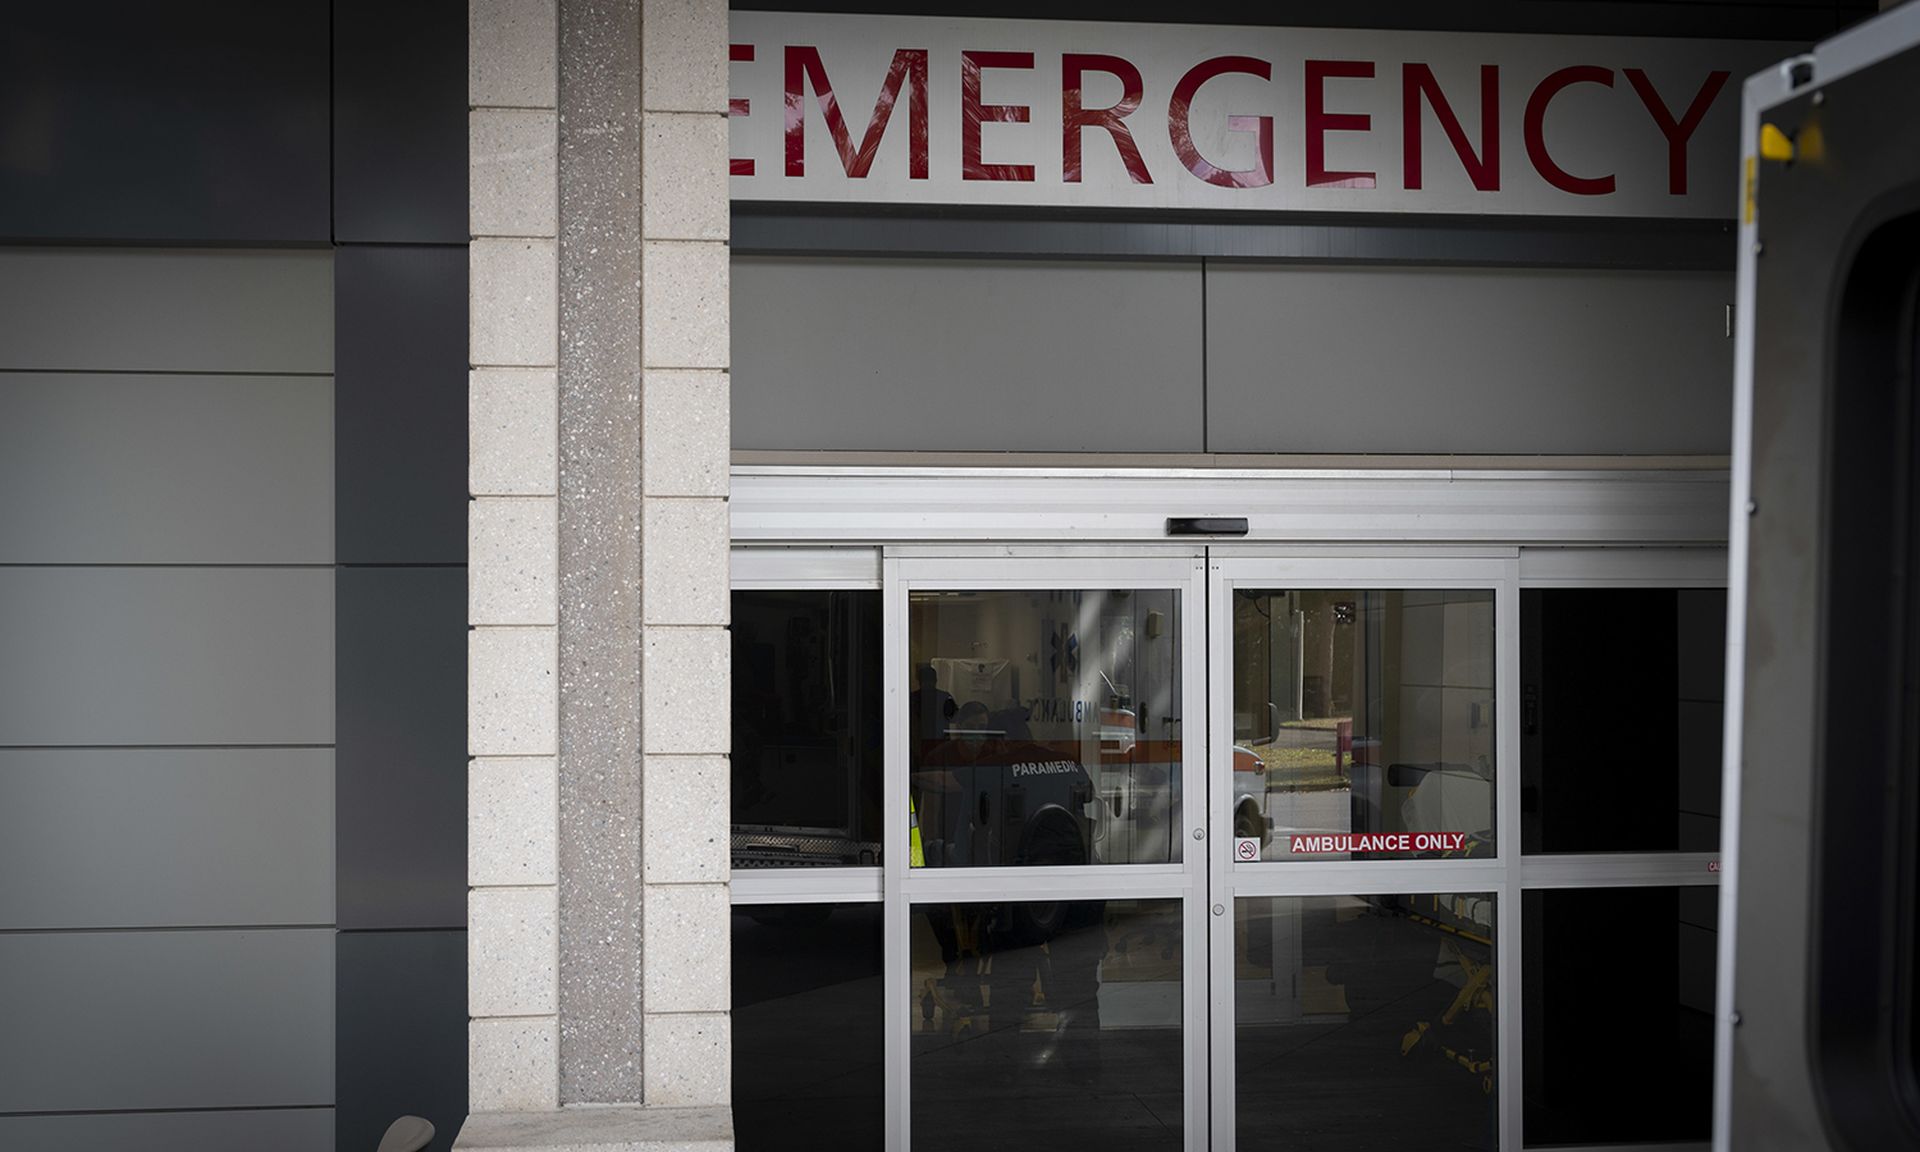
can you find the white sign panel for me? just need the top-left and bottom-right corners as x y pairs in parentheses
(728, 12), (1784, 217)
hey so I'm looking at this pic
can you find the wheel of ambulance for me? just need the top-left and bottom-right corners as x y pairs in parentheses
(1011, 816), (1086, 943)
(1236, 801), (1267, 845)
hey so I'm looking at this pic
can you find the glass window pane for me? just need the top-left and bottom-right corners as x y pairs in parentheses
(911, 899), (1184, 1151)
(1232, 589), (1496, 861)
(1522, 886), (1718, 1144)
(1236, 894), (1498, 1151)
(733, 903), (884, 1151)
(908, 589), (1183, 867)
(1520, 589), (1727, 853)
(732, 590), (883, 867)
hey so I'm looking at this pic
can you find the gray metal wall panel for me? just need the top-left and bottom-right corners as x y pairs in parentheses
(0, 749), (334, 930)
(0, 568), (335, 747)
(336, 568), (467, 930)
(335, 246), (468, 564)
(333, 0), (468, 244)
(0, 249), (333, 374)
(731, 256), (1205, 452)
(0, 1108), (333, 1152)
(0, 4), (330, 246)
(337, 931), (466, 1152)
(0, 929), (335, 1112)
(0, 374), (333, 565)
(1205, 264), (1734, 455)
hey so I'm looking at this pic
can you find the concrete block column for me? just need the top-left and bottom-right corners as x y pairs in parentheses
(637, 0), (732, 1106)
(468, 0), (562, 1118)
(461, 0), (732, 1144)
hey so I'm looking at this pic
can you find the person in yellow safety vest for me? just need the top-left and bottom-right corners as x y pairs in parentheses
(909, 795), (925, 867)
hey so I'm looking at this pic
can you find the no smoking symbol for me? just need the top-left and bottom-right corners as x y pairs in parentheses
(1235, 838), (1260, 862)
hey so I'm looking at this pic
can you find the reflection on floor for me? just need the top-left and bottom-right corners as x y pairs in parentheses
(732, 905), (885, 1152)
(912, 900), (1186, 1152)
(731, 896), (1497, 1152)
(1236, 895), (1497, 1152)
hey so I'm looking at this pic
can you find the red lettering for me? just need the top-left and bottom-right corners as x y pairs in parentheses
(729, 44), (755, 176)
(1168, 56), (1274, 189)
(1402, 63), (1499, 191)
(1063, 53), (1151, 184)
(962, 50), (1035, 182)
(784, 46), (929, 179)
(1625, 68), (1731, 195)
(1525, 65), (1615, 195)
(1304, 59), (1375, 189)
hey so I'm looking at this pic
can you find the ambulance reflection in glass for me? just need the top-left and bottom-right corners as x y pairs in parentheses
(908, 588), (1193, 871)
(1233, 588), (1496, 862)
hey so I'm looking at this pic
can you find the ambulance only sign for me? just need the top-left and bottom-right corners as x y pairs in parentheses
(1287, 831), (1469, 854)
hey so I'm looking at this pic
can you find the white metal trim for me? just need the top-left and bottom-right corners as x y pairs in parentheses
(1518, 547), (1729, 587)
(1496, 557), (1523, 1152)
(729, 868), (884, 904)
(732, 466), (1731, 547)
(900, 865), (1190, 903)
(1224, 861), (1506, 898)
(1206, 555), (1236, 1150)
(1520, 854), (1722, 889)
(1213, 554), (1509, 587)
(730, 545), (882, 586)
(1181, 552), (1210, 1152)
(1714, 63), (1770, 1152)
(882, 558), (909, 1152)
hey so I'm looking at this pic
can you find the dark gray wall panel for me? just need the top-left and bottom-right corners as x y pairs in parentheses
(0, 929), (334, 1112)
(0, 374), (333, 564)
(0, 1108), (333, 1152)
(337, 567), (467, 930)
(0, 568), (334, 747)
(0, 249), (333, 374)
(734, 209), (1740, 270)
(334, 0), (467, 244)
(732, 256), (1204, 452)
(0, 4), (329, 244)
(336, 246), (467, 564)
(338, 931), (467, 1152)
(0, 749), (334, 930)
(1205, 264), (1734, 455)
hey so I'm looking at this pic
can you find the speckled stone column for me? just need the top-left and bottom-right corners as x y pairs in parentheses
(635, 0), (732, 1109)
(460, 0), (730, 1143)
(555, 0), (647, 1107)
(468, 0), (563, 1117)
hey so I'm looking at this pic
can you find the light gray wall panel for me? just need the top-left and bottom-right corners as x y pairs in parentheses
(0, 1108), (333, 1152)
(732, 256), (1204, 452)
(1204, 264), (1734, 455)
(0, 929), (335, 1112)
(0, 248), (333, 374)
(0, 749), (334, 929)
(0, 374), (333, 564)
(0, 568), (334, 746)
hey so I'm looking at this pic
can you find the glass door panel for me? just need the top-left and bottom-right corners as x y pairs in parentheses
(889, 553), (1209, 1152)
(1210, 556), (1514, 1152)
(907, 586), (1185, 869)
(910, 899), (1186, 1152)
(1230, 587), (1496, 863)
(1235, 893), (1499, 1151)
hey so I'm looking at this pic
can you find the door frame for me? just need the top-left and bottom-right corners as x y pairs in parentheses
(728, 464), (1732, 1152)
(1206, 550), (1519, 1150)
(883, 547), (1211, 1152)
